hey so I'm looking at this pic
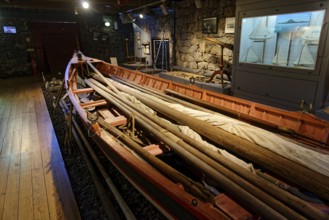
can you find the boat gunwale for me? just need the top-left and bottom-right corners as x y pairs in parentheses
(64, 55), (233, 220)
(95, 61), (329, 146)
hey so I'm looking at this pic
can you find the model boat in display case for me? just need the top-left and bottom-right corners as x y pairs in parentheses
(241, 17), (273, 63)
(239, 10), (325, 69)
(248, 18), (273, 41)
(233, 0), (328, 116)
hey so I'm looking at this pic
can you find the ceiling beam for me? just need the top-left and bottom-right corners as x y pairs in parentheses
(0, 0), (161, 14)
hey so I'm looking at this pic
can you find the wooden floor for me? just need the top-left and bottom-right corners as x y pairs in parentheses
(0, 76), (80, 220)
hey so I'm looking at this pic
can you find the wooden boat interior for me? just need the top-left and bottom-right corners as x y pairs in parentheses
(93, 59), (329, 149)
(64, 53), (329, 219)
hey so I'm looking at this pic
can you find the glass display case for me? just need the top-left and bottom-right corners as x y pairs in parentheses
(239, 10), (325, 70)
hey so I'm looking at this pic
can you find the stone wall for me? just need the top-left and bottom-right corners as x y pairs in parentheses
(174, 0), (236, 73)
(0, 8), (127, 78)
(0, 8), (77, 78)
(0, 10), (34, 78)
(78, 13), (131, 64)
(0, 1), (236, 78)
(133, 9), (174, 67)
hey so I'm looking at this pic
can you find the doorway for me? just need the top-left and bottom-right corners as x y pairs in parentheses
(152, 39), (169, 70)
(31, 22), (79, 75)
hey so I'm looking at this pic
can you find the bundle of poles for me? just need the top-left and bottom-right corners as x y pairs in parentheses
(69, 60), (329, 219)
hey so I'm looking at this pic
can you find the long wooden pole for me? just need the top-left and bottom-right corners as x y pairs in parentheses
(87, 77), (329, 220)
(59, 100), (121, 220)
(60, 99), (137, 220)
(94, 76), (329, 202)
(86, 60), (120, 94)
(85, 79), (301, 219)
(86, 111), (214, 202)
(164, 89), (325, 145)
(110, 75), (213, 113)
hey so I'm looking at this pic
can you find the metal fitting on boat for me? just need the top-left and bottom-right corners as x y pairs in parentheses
(191, 199), (198, 207)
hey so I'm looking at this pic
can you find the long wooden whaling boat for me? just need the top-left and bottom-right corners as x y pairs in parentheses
(65, 52), (329, 219)
(96, 61), (329, 148)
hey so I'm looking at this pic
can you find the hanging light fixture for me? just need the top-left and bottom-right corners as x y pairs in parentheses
(120, 13), (134, 24)
(105, 21), (110, 27)
(120, 1), (168, 20)
(139, 8), (148, 19)
(127, 13), (136, 22)
(82, 1), (90, 9)
(160, 4), (168, 15)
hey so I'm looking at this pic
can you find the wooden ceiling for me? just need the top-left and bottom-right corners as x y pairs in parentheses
(0, 0), (168, 14)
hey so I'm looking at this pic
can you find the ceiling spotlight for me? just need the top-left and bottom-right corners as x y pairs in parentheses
(139, 13), (144, 19)
(105, 21), (110, 27)
(82, 1), (90, 9)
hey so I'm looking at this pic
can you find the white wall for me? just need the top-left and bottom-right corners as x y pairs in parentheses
(133, 23), (152, 65)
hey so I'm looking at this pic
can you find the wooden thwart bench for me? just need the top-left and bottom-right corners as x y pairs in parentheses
(98, 108), (127, 127)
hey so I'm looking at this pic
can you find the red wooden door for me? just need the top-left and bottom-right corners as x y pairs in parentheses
(31, 22), (79, 74)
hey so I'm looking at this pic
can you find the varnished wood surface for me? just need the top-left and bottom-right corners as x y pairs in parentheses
(0, 76), (80, 220)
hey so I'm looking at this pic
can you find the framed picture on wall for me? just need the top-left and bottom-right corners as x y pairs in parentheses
(93, 32), (100, 41)
(202, 17), (218, 34)
(225, 17), (235, 33)
(135, 31), (141, 45)
(3, 25), (16, 34)
(101, 34), (108, 41)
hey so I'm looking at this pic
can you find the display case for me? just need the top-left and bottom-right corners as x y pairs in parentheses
(233, 0), (329, 111)
(239, 10), (325, 70)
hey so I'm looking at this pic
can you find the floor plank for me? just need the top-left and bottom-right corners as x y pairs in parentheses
(11, 130), (22, 155)
(20, 113), (32, 154)
(18, 169), (33, 220)
(43, 154), (65, 220)
(0, 76), (81, 220)
(32, 166), (50, 220)
(0, 93), (14, 154)
(0, 81), (14, 156)
(2, 154), (20, 220)
(52, 162), (81, 220)
(19, 152), (34, 220)
(0, 156), (10, 219)
(0, 91), (18, 157)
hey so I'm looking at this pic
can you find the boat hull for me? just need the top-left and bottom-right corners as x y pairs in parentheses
(64, 55), (249, 220)
(64, 54), (329, 219)
(95, 62), (329, 148)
